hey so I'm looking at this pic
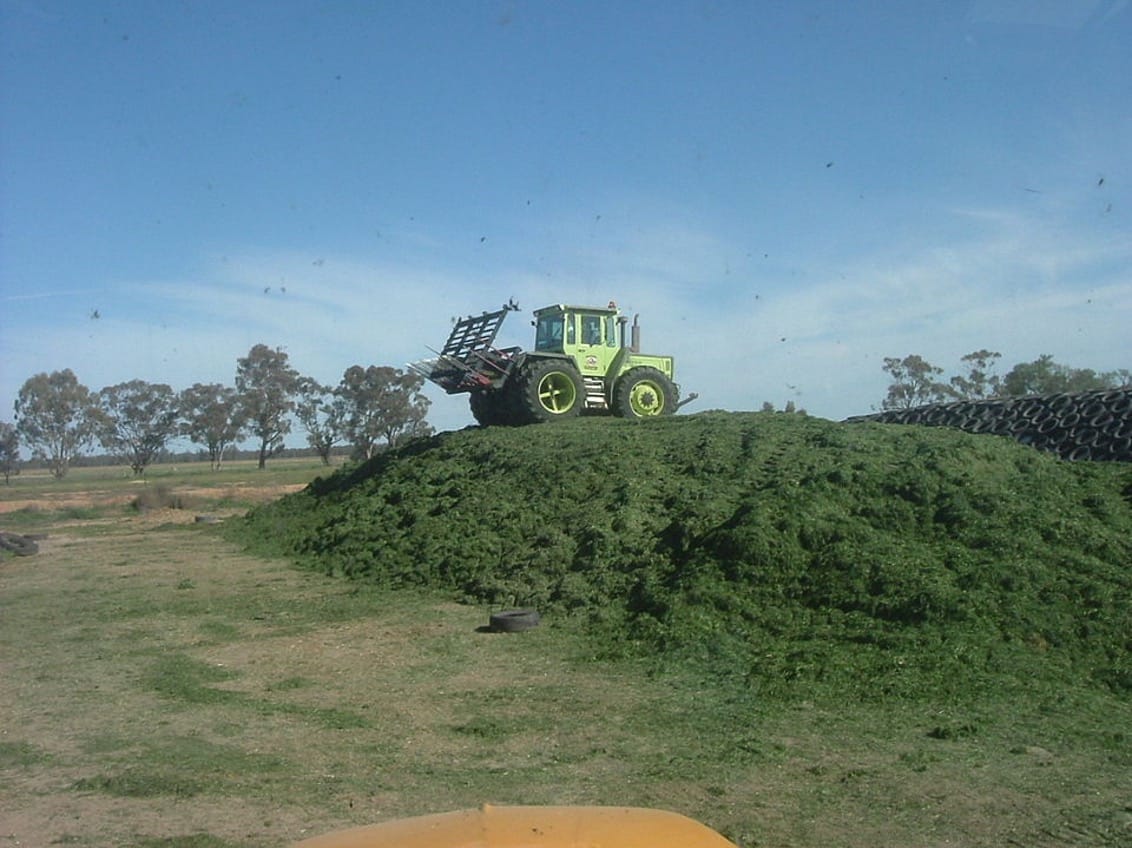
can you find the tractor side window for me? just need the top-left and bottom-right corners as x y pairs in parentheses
(582, 315), (601, 345)
(566, 317), (576, 345)
(605, 316), (616, 347)
(535, 315), (563, 351)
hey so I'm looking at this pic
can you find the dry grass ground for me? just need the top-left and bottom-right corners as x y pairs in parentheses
(1, 461), (1130, 847)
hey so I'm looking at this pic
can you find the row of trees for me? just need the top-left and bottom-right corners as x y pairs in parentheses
(882, 351), (1130, 410)
(2, 344), (432, 480)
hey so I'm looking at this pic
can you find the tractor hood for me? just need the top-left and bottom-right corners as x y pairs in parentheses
(291, 805), (738, 848)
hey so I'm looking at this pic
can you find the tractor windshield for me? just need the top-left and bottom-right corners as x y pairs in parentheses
(535, 313), (564, 352)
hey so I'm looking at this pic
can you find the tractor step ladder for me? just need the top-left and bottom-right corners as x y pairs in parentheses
(583, 377), (608, 410)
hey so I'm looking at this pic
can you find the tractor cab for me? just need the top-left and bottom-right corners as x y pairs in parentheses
(533, 303), (626, 380)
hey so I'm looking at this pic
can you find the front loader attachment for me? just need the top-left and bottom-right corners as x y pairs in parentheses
(409, 303), (521, 394)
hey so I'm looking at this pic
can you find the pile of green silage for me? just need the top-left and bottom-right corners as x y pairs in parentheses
(233, 412), (1132, 702)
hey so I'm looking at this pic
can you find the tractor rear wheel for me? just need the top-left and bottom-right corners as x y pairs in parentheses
(613, 367), (677, 418)
(519, 359), (584, 422)
(470, 390), (512, 426)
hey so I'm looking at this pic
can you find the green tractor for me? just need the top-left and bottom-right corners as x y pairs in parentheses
(410, 300), (695, 426)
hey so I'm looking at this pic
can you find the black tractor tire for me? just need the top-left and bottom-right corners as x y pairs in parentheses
(518, 359), (584, 423)
(470, 390), (510, 426)
(613, 367), (678, 418)
(489, 609), (540, 633)
(469, 392), (492, 426)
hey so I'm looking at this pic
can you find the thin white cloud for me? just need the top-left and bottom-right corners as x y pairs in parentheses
(0, 288), (101, 302)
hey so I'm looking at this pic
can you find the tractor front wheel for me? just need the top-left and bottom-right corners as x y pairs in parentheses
(613, 367), (677, 418)
(519, 360), (584, 422)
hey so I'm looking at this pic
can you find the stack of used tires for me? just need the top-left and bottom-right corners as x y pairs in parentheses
(846, 388), (1132, 462)
(0, 531), (39, 556)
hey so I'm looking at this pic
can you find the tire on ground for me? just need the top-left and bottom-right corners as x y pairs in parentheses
(613, 367), (678, 418)
(489, 609), (540, 633)
(0, 532), (38, 556)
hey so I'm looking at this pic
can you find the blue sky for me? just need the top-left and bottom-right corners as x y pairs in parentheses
(2, 0), (1129, 443)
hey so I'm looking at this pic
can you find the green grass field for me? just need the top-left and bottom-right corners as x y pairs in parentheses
(2, 424), (1130, 847)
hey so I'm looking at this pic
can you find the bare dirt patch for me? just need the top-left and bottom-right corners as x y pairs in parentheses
(0, 482), (305, 515)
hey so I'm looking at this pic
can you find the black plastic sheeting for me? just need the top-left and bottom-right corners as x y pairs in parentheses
(845, 388), (1132, 462)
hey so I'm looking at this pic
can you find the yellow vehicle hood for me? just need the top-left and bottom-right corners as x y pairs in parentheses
(292, 804), (738, 848)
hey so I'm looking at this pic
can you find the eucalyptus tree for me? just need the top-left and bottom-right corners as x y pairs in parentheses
(97, 379), (180, 475)
(295, 377), (344, 465)
(179, 383), (246, 470)
(235, 344), (301, 469)
(0, 422), (19, 483)
(337, 365), (433, 460)
(14, 369), (102, 479)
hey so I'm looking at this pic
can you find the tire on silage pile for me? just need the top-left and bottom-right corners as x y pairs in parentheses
(846, 388), (1132, 462)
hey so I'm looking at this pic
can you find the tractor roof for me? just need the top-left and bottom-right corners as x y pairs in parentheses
(533, 303), (620, 317)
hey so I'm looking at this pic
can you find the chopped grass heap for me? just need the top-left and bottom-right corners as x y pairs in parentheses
(234, 412), (1132, 702)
